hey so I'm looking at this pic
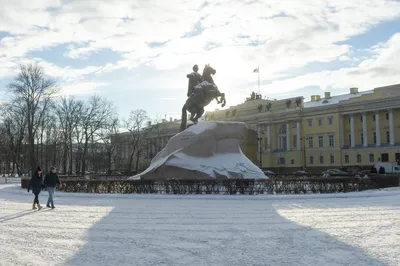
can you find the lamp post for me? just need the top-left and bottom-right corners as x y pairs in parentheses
(257, 131), (266, 169)
(258, 136), (262, 168)
(301, 137), (308, 171)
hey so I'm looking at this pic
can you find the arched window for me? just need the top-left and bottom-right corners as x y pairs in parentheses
(277, 157), (285, 165)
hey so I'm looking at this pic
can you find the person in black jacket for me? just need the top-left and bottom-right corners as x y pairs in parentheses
(28, 167), (43, 210)
(43, 166), (61, 209)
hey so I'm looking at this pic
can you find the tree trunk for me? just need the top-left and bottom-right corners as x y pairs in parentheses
(40, 127), (43, 169)
(29, 133), (36, 173)
(135, 149), (140, 174)
(62, 142), (68, 173)
(81, 140), (89, 176)
(69, 139), (73, 175)
(127, 149), (135, 175)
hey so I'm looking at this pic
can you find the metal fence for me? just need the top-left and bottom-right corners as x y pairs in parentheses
(20, 175), (399, 195)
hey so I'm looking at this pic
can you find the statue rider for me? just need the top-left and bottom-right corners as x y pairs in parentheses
(186, 64), (203, 97)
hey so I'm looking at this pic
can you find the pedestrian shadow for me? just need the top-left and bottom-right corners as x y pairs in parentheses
(64, 197), (390, 266)
(0, 209), (51, 223)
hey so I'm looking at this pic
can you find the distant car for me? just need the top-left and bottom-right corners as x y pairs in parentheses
(352, 169), (370, 176)
(322, 169), (347, 176)
(111, 171), (122, 175)
(293, 170), (308, 175)
(263, 170), (275, 176)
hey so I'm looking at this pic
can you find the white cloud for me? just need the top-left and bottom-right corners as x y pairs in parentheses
(59, 81), (108, 96)
(0, 0), (399, 115)
(260, 33), (400, 98)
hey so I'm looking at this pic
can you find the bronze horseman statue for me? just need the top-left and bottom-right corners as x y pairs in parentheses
(180, 64), (226, 131)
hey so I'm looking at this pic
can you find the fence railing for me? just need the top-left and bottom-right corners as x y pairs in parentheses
(20, 175), (399, 195)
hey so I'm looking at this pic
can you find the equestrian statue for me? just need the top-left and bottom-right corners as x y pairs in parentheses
(180, 64), (226, 131)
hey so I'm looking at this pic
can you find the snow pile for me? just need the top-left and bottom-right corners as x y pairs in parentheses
(130, 121), (266, 180)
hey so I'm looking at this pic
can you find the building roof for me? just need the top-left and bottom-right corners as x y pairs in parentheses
(303, 90), (374, 109)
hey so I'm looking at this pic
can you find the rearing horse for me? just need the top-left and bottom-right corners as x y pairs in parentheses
(180, 64), (226, 131)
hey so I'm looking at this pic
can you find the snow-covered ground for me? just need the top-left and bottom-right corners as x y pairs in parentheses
(0, 183), (399, 266)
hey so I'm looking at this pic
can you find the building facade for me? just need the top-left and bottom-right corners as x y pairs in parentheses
(204, 84), (400, 173)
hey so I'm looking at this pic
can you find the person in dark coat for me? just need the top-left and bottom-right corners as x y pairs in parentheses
(378, 166), (386, 174)
(28, 167), (43, 210)
(370, 166), (377, 174)
(43, 166), (61, 209)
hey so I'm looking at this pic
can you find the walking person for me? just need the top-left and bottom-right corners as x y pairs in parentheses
(43, 166), (61, 209)
(28, 167), (43, 210)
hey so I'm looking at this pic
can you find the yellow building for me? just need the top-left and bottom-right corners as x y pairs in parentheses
(205, 84), (400, 173)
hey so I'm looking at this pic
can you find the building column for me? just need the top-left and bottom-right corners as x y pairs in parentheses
(296, 121), (301, 151)
(362, 112), (368, 147)
(350, 114), (355, 148)
(375, 111), (381, 147)
(267, 124), (271, 152)
(389, 109), (395, 146)
(286, 122), (291, 151)
(340, 115), (344, 147)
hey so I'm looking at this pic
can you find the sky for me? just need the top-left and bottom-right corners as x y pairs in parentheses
(0, 0), (399, 120)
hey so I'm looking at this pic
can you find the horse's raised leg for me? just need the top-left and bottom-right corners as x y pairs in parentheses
(189, 112), (196, 123)
(193, 108), (204, 123)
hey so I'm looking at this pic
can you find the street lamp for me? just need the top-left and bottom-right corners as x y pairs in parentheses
(301, 137), (308, 171)
(258, 136), (262, 168)
(257, 131), (266, 169)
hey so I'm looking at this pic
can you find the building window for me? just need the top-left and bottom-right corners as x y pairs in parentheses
(329, 135), (334, 147)
(369, 154), (374, 163)
(308, 137), (313, 148)
(264, 138), (269, 150)
(348, 117), (351, 123)
(373, 115), (376, 121)
(309, 156), (314, 165)
(386, 131), (390, 143)
(373, 132), (377, 144)
(345, 155), (349, 163)
(361, 133), (364, 146)
(318, 119), (322, 126)
(318, 136), (323, 147)
(360, 115), (363, 122)
(328, 117), (333, 125)
(357, 154), (361, 163)
(319, 156), (324, 164)
(330, 155), (334, 164)
(348, 134), (352, 146)
(386, 112), (389, 120)
(308, 120), (312, 127)
(279, 136), (287, 151)
(291, 159), (294, 165)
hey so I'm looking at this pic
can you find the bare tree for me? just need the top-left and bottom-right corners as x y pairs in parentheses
(0, 103), (27, 174)
(98, 118), (120, 174)
(56, 96), (84, 174)
(80, 96), (115, 175)
(124, 109), (149, 175)
(7, 63), (59, 172)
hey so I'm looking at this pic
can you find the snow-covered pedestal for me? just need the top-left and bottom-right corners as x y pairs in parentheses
(129, 121), (266, 180)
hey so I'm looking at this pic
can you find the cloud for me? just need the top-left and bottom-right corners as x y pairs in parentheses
(59, 81), (108, 96)
(260, 33), (400, 98)
(0, 0), (399, 115)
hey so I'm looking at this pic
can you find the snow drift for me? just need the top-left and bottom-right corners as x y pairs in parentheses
(129, 121), (266, 180)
